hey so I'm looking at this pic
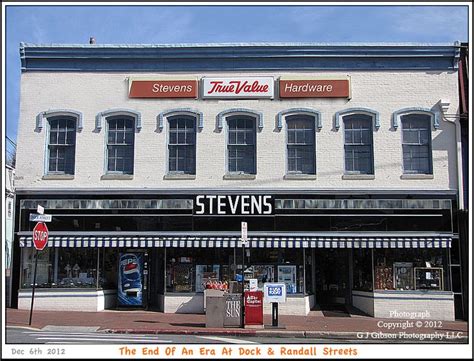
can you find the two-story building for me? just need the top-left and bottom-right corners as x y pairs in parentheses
(11, 42), (464, 320)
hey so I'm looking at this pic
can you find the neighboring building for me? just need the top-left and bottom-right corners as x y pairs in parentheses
(12, 42), (463, 320)
(455, 42), (469, 321)
(5, 137), (16, 307)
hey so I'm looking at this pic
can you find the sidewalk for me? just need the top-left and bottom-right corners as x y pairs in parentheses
(6, 308), (469, 341)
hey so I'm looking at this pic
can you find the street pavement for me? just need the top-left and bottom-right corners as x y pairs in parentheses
(5, 308), (469, 343)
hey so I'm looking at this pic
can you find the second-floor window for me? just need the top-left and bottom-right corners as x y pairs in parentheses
(47, 116), (76, 175)
(227, 115), (256, 174)
(106, 116), (134, 174)
(401, 114), (432, 174)
(168, 116), (196, 174)
(343, 114), (374, 174)
(287, 115), (316, 174)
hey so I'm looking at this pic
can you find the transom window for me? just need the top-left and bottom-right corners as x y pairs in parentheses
(168, 116), (196, 174)
(106, 116), (135, 174)
(47, 116), (76, 174)
(401, 114), (432, 174)
(343, 114), (374, 174)
(227, 116), (256, 174)
(287, 115), (315, 174)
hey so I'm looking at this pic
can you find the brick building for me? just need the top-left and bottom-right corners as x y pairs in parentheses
(11, 42), (464, 320)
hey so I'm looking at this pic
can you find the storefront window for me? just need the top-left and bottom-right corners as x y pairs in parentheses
(353, 249), (373, 291)
(100, 248), (118, 289)
(373, 249), (448, 291)
(21, 248), (54, 288)
(56, 249), (98, 288)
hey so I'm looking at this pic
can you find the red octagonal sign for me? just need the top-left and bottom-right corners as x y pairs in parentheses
(33, 222), (49, 251)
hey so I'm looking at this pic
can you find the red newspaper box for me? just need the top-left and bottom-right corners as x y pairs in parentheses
(244, 291), (263, 325)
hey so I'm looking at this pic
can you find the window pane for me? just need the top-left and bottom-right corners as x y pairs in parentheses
(402, 114), (432, 174)
(48, 117), (76, 175)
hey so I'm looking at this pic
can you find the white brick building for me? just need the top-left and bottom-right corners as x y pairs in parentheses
(12, 42), (463, 321)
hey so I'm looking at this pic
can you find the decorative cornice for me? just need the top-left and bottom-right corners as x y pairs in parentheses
(216, 108), (263, 130)
(276, 108), (322, 131)
(20, 42), (460, 72)
(392, 107), (440, 130)
(35, 109), (83, 131)
(157, 108), (203, 131)
(95, 108), (141, 131)
(334, 108), (380, 130)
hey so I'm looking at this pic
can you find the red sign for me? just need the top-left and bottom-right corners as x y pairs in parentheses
(33, 222), (49, 251)
(279, 78), (350, 98)
(244, 291), (264, 325)
(129, 80), (198, 98)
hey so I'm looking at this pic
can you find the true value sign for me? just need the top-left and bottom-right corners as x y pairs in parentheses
(202, 77), (274, 99)
(33, 222), (49, 251)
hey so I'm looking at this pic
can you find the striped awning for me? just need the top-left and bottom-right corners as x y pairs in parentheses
(19, 235), (452, 249)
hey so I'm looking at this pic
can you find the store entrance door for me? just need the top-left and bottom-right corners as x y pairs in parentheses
(314, 249), (350, 307)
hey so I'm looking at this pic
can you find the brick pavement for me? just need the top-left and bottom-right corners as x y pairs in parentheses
(5, 308), (468, 340)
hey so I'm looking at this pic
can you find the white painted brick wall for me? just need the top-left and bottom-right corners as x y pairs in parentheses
(352, 291), (375, 316)
(16, 71), (459, 191)
(18, 290), (109, 312)
(351, 291), (454, 321)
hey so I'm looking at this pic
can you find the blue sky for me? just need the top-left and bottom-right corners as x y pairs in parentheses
(4, 4), (469, 142)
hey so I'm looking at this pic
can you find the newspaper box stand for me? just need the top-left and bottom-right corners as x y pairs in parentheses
(244, 291), (263, 326)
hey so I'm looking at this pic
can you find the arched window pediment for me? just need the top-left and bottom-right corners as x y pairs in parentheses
(157, 108), (203, 131)
(216, 108), (263, 130)
(334, 108), (380, 131)
(36, 109), (83, 131)
(392, 108), (439, 130)
(276, 108), (322, 131)
(96, 108), (141, 131)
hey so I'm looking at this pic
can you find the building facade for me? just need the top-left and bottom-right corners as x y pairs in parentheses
(11, 42), (463, 320)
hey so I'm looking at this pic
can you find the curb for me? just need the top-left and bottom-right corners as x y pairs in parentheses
(104, 329), (258, 336)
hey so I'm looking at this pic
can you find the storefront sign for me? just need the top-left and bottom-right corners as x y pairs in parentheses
(279, 76), (350, 98)
(202, 77), (274, 99)
(194, 195), (273, 215)
(129, 79), (198, 98)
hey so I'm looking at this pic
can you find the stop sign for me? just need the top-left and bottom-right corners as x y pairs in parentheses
(33, 222), (49, 251)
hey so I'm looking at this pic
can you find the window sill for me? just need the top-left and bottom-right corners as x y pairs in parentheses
(401, 174), (434, 180)
(223, 173), (256, 180)
(164, 174), (196, 180)
(284, 174), (317, 180)
(42, 174), (74, 180)
(342, 174), (375, 180)
(101, 174), (134, 180)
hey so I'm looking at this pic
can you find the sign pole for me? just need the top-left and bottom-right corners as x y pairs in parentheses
(241, 241), (245, 328)
(28, 249), (39, 326)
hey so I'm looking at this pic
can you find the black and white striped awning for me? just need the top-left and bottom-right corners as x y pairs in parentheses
(19, 235), (452, 249)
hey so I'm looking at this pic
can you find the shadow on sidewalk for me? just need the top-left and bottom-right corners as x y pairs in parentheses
(169, 323), (206, 328)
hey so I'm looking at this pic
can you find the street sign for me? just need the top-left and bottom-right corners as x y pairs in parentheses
(263, 283), (287, 303)
(32, 222), (49, 251)
(29, 214), (52, 222)
(37, 205), (44, 215)
(241, 221), (248, 245)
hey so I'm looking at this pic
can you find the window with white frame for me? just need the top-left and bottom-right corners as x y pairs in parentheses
(343, 114), (374, 174)
(401, 114), (432, 174)
(227, 115), (256, 174)
(168, 115), (196, 174)
(106, 116), (135, 174)
(47, 116), (77, 175)
(286, 115), (315, 174)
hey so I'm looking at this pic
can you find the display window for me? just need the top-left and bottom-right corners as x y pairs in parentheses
(373, 249), (448, 291)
